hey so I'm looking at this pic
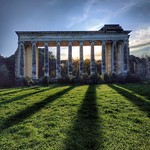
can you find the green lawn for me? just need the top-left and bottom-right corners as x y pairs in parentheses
(0, 83), (150, 150)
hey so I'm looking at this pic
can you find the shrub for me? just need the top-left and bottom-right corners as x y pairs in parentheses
(42, 76), (49, 85)
(90, 72), (100, 84)
(69, 76), (77, 84)
(104, 74), (114, 83)
(103, 73), (126, 84)
(78, 73), (89, 84)
(57, 76), (70, 84)
(0, 64), (13, 88)
(126, 73), (141, 83)
(22, 77), (34, 86)
(117, 74), (126, 84)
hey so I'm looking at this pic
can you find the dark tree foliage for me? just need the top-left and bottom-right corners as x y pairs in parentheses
(0, 54), (15, 87)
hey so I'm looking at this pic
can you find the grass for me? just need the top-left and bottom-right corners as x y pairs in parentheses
(0, 83), (150, 150)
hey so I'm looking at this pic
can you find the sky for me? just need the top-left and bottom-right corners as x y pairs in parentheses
(0, 0), (150, 59)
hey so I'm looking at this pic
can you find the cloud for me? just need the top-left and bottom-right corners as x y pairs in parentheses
(67, 0), (112, 31)
(130, 27), (150, 50)
(67, 0), (96, 28)
(116, 1), (137, 14)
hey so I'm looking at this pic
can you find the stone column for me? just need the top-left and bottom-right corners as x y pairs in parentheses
(102, 41), (106, 74)
(56, 42), (61, 78)
(123, 40), (128, 73)
(112, 41), (117, 74)
(79, 41), (83, 74)
(90, 41), (95, 75)
(44, 43), (49, 77)
(121, 41), (124, 73)
(32, 42), (37, 79)
(19, 42), (24, 78)
(68, 41), (72, 76)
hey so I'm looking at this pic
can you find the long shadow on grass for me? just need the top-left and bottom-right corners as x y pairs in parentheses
(0, 88), (49, 106)
(0, 86), (75, 131)
(0, 85), (59, 106)
(0, 89), (23, 96)
(109, 84), (150, 117)
(0, 86), (40, 98)
(65, 85), (102, 150)
(118, 83), (150, 100)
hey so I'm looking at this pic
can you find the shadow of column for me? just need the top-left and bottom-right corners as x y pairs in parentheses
(108, 84), (150, 118)
(0, 85), (60, 105)
(117, 83), (150, 100)
(0, 86), (40, 97)
(0, 87), (49, 105)
(64, 85), (102, 150)
(0, 86), (75, 131)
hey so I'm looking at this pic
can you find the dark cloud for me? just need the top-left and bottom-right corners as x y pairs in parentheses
(130, 42), (150, 48)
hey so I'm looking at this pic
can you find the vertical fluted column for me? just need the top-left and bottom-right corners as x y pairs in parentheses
(121, 41), (124, 73)
(79, 41), (83, 74)
(32, 42), (37, 79)
(68, 41), (72, 76)
(19, 42), (24, 78)
(90, 41), (95, 75)
(56, 42), (61, 78)
(123, 40), (128, 73)
(102, 41), (106, 74)
(44, 43), (49, 77)
(112, 41), (117, 74)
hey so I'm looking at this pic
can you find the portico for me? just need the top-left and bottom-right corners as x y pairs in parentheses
(15, 24), (131, 79)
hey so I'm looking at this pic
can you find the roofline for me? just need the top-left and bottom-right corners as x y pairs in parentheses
(16, 30), (131, 35)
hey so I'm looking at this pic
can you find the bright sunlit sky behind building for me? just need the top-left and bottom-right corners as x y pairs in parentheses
(0, 0), (150, 59)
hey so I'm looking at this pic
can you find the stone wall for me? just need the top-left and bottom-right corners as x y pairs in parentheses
(129, 55), (150, 80)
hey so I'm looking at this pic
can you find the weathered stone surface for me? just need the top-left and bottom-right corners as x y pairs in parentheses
(129, 55), (150, 79)
(15, 24), (131, 79)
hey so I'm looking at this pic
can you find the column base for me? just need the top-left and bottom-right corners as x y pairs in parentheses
(44, 73), (49, 77)
(79, 70), (83, 75)
(32, 76), (37, 80)
(56, 73), (61, 78)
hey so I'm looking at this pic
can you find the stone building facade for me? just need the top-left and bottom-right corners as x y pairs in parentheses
(15, 24), (131, 79)
(129, 55), (150, 80)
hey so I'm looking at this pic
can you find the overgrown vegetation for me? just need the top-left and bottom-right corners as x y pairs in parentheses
(0, 54), (15, 88)
(0, 83), (150, 149)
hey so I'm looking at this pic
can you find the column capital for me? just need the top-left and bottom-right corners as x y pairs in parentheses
(31, 41), (37, 44)
(18, 41), (25, 45)
(44, 41), (50, 44)
(102, 41), (106, 46)
(31, 42), (37, 47)
(68, 41), (72, 46)
(123, 39), (128, 43)
(79, 41), (84, 45)
(90, 41), (95, 45)
(102, 40), (106, 44)
(112, 40), (117, 44)
(112, 41), (117, 46)
(44, 42), (49, 46)
(56, 41), (61, 45)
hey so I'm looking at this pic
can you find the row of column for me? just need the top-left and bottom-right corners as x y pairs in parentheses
(18, 40), (129, 79)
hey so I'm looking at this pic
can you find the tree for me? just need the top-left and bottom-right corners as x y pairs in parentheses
(72, 59), (79, 76)
(83, 59), (90, 75)
(61, 60), (68, 77)
(5, 54), (15, 84)
(0, 64), (9, 87)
